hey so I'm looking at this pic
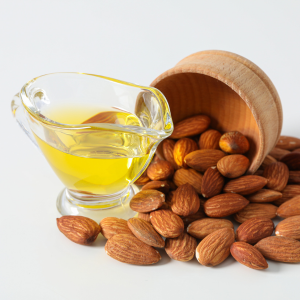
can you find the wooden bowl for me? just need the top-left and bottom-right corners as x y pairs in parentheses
(150, 50), (283, 174)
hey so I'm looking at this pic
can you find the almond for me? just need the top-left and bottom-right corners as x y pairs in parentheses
(294, 148), (300, 153)
(127, 218), (165, 248)
(173, 138), (198, 168)
(150, 209), (184, 238)
(255, 236), (300, 263)
(165, 190), (175, 206)
(276, 135), (300, 151)
(277, 196), (300, 218)
(141, 180), (170, 194)
(199, 129), (222, 150)
(280, 152), (300, 170)
(247, 189), (282, 203)
(217, 154), (250, 178)
(261, 155), (277, 169)
(170, 114), (211, 139)
(201, 167), (225, 198)
(230, 242), (268, 270)
(263, 162), (289, 191)
(273, 185), (300, 206)
(184, 149), (226, 173)
(167, 180), (177, 190)
(219, 131), (250, 154)
(275, 216), (300, 240)
(105, 234), (161, 265)
(100, 217), (133, 239)
(165, 233), (197, 262)
(147, 160), (174, 181)
(135, 169), (151, 185)
(289, 171), (300, 184)
(187, 218), (234, 239)
(130, 189), (165, 213)
(137, 212), (151, 223)
(254, 169), (264, 176)
(223, 175), (268, 195)
(173, 168), (203, 194)
(181, 206), (206, 226)
(235, 217), (274, 244)
(204, 193), (249, 218)
(234, 204), (277, 223)
(269, 147), (290, 160)
(196, 228), (235, 266)
(56, 216), (101, 245)
(162, 139), (178, 169)
(170, 183), (200, 217)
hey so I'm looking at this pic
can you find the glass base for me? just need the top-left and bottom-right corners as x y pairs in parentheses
(56, 185), (138, 222)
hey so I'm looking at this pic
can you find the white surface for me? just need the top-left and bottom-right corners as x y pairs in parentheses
(1, 1), (300, 299)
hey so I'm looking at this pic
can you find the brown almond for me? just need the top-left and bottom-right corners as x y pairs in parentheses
(135, 169), (151, 185)
(261, 155), (277, 169)
(128, 218), (165, 248)
(187, 218), (234, 239)
(167, 180), (177, 190)
(141, 180), (170, 194)
(223, 175), (268, 195)
(273, 185), (300, 206)
(289, 171), (300, 184)
(147, 160), (174, 181)
(173, 168), (203, 194)
(170, 115), (211, 139)
(199, 129), (222, 150)
(162, 139), (178, 169)
(280, 152), (300, 170)
(254, 169), (264, 176)
(173, 138), (199, 168)
(105, 234), (161, 265)
(100, 217), (133, 239)
(184, 149), (226, 173)
(150, 209), (184, 238)
(230, 242), (268, 270)
(275, 216), (300, 240)
(165, 190), (175, 206)
(234, 204), (277, 223)
(204, 193), (249, 218)
(137, 212), (151, 223)
(201, 167), (225, 198)
(235, 217), (274, 244)
(181, 206), (206, 226)
(276, 135), (300, 151)
(277, 196), (300, 218)
(219, 131), (250, 154)
(255, 236), (300, 263)
(269, 147), (291, 160)
(217, 154), (250, 178)
(196, 228), (235, 266)
(263, 162), (289, 191)
(247, 189), (282, 203)
(165, 233), (197, 262)
(57, 216), (101, 245)
(294, 148), (300, 153)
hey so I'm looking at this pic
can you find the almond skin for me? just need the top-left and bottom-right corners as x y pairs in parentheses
(223, 175), (268, 195)
(165, 233), (197, 262)
(147, 160), (174, 181)
(150, 209), (184, 238)
(219, 131), (250, 154)
(276, 135), (300, 151)
(187, 218), (234, 239)
(128, 218), (165, 248)
(263, 162), (289, 192)
(199, 129), (222, 150)
(247, 189), (282, 203)
(234, 204), (277, 223)
(173, 138), (199, 168)
(57, 216), (101, 245)
(204, 193), (249, 218)
(181, 206), (206, 226)
(289, 171), (300, 184)
(105, 234), (161, 265)
(130, 189), (165, 213)
(275, 216), (300, 240)
(294, 148), (300, 153)
(100, 217), (133, 239)
(235, 217), (274, 244)
(269, 147), (291, 160)
(261, 155), (277, 169)
(273, 185), (300, 206)
(135, 169), (151, 185)
(173, 168), (203, 194)
(184, 149), (226, 173)
(280, 152), (300, 171)
(230, 242), (268, 270)
(170, 114), (211, 139)
(255, 236), (300, 263)
(277, 196), (300, 218)
(196, 228), (235, 267)
(137, 212), (151, 223)
(170, 183), (200, 217)
(217, 154), (250, 178)
(141, 181), (170, 194)
(201, 167), (225, 198)
(162, 139), (178, 169)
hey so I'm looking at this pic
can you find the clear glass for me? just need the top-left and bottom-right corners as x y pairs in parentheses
(11, 73), (173, 221)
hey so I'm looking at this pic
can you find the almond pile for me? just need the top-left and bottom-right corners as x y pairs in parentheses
(57, 114), (300, 270)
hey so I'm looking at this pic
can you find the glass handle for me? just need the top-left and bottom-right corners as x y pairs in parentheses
(11, 93), (39, 149)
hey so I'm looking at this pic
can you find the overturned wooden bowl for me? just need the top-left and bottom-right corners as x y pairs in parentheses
(151, 50), (283, 174)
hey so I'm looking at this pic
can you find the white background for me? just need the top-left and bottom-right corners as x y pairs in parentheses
(1, 1), (300, 299)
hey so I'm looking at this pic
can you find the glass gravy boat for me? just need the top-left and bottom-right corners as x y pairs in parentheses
(11, 73), (173, 221)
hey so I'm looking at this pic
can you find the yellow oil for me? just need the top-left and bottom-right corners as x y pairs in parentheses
(34, 106), (150, 197)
